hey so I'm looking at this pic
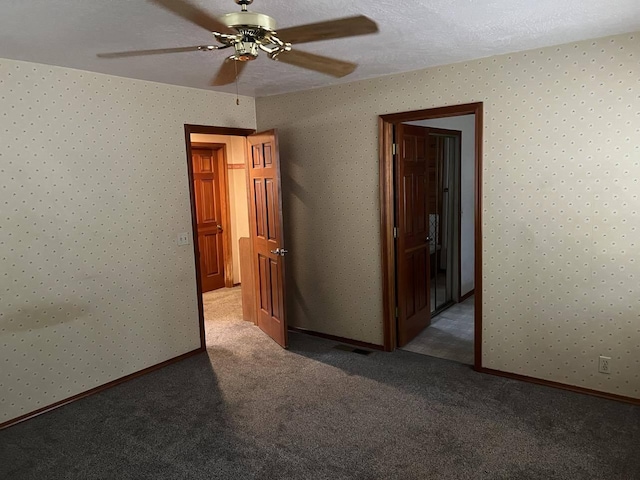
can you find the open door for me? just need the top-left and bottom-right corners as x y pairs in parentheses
(246, 130), (288, 347)
(396, 124), (432, 346)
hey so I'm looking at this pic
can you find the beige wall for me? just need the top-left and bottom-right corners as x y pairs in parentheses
(256, 32), (640, 398)
(0, 58), (256, 424)
(190, 134), (250, 284)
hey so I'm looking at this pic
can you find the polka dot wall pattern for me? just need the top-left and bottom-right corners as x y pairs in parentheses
(0, 58), (256, 423)
(256, 32), (640, 398)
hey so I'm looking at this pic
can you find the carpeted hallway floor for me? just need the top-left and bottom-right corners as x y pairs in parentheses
(1, 287), (639, 479)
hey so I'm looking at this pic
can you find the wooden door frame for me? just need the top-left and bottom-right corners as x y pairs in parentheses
(184, 125), (256, 349)
(378, 102), (483, 370)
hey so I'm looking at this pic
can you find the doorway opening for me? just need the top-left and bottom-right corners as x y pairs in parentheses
(186, 126), (254, 349)
(379, 103), (483, 369)
(184, 125), (289, 350)
(191, 143), (233, 292)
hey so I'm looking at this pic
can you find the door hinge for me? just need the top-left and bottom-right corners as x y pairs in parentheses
(393, 227), (398, 239)
(395, 307), (399, 318)
(392, 143), (398, 155)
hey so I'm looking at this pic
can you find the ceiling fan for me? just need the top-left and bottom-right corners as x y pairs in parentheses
(98, 0), (379, 86)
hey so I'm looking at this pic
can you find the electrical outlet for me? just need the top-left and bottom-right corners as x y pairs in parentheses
(598, 356), (611, 374)
(177, 232), (190, 246)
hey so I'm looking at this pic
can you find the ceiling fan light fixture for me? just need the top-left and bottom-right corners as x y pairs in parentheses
(231, 41), (259, 61)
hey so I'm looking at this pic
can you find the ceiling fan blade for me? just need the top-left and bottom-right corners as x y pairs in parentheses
(274, 50), (357, 78)
(149, 0), (235, 34)
(212, 59), (247, 86)
(276, 15), (378, 44)
(98, 45), (217, 58)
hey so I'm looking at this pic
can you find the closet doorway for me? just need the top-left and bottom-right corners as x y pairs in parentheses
(379, 103), (482, 368)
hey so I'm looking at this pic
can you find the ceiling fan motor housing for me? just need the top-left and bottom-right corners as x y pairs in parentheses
(220, 10), (279, 62)
(221, 11), (276, 32)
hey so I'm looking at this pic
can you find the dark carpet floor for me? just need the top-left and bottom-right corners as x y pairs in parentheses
(1, 291), (639, 479)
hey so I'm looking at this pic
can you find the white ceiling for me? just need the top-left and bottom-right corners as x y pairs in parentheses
(1, 0), (639, 97)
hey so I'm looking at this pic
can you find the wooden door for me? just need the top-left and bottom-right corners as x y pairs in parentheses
(395, 124), (432, 346)
(246, 130), (288, 347)
(192, 148), (225, 292)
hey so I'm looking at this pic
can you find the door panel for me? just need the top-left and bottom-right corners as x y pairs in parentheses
(202, 232), (222, 277)
(199, 153), (214, 173)
(416, 172), (427, 232)
(269, 257), (282, 320)
(396, 124), (432, 346)
(247, 130), (288, 347)
(414, 248), (428, 312)
(199, 178), (218, 224)
(192, 148), (225, 292)
(264, 144), (273, 166)
(258, 254), (270, 313)
(252, 144), (263, 167)
(266, 179), (278, 241)
(254, 179), (266, 238)
(403, 175), (414, 235)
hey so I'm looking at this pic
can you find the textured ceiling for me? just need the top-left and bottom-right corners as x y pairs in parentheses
(1, 0), (639, 97)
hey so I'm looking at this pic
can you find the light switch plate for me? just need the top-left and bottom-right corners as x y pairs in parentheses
(177, 232), (190, 246)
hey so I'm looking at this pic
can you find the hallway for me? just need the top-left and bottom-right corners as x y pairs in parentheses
(402, 295), (474, 365)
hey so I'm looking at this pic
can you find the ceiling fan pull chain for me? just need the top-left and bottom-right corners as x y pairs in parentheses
(234, 61), (240, 105)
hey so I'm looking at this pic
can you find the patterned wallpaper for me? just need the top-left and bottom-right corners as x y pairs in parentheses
(256, 32), (640, 398)
(0, 59), (255, 423)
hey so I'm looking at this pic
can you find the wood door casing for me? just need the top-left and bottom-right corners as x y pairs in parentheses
(192, 148), (226, 292)
(396, 124), (432, 346)
(378, 103), (483, 365)
(185, 125), (255, 351)
(247, 130), (288, 347)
